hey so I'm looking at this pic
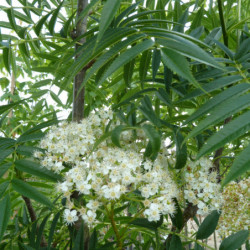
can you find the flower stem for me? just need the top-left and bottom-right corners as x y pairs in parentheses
(106, 203), (123, 250)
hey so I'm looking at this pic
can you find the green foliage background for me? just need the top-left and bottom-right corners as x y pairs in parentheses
(0, 0), (249, 249)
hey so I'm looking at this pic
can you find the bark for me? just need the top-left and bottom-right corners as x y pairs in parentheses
(212, 116), (232, 182)
(22, 196), (47, 247)
(72, 0), (89, 122)
(72, 0), (90, 248)
(165, 202), (198, 246)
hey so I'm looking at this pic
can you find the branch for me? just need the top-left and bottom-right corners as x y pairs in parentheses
(72, 0), (89, 122)
(165, 202), (198, 246)
(71, 0), (90, 247)
(22, 196), (47, 247)
(211, 116), (232, 182)
(22, 196), (37, 222)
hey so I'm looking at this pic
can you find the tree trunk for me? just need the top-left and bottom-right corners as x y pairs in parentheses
(72, 0), (88, 122)
(71, 0), (90, 249)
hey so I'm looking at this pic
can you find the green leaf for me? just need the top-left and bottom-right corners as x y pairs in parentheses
(219, 230), (249, 250)
(16, 145), (39, 157)
(0, 181), (9, 198)
(62, 27), (137, 87)
(174, 8), (188, 33)
(212, 39), (234, 59)
(48, 212), (61, 249)
(124, 59), (135, 87)
(178, 75), (242, 102)
(152, 48), (161, 80)
(139, 96), (161, 127)
(89, 228), (97, 250)
(222, 143), (250, 187)
(161, 48), (198, 87)
(17, 132), (44, 143)
(75, 0), (99, 25)
(0, 137), (15, 149)
(170, 199), (184, 230)
(19, 42), (30, 58)
(15, 160), (63, 182)
(36, 215), (50, 248)
(3, 47), (10, 73)
(197, 110), (250, 159)
(0, 148), (14, 164)
(129, 218), (160, 230)
(73, 222), (84, 250)
(111, 125), (126, 148)
(97, 0), (122, 42)
(0, 195), (11, 242)
(196, 210), (220, 239)
(61, 11), (76, 37)
(114, 88), (156, 109)
(0, 163), (11, 178)
(6, 8), (17, 31)
(174, 130), (187, 169)
(185, 84), (250, 124)
(190, 7), (204, 30)
(142, 124), (161, 157)
(11, 179), (53, 207)
(155, 88), (172, 106)
(83, 34), (144, 91)
(91, 131), (112, 153)
(139, 50), (152, 82)
(10, 47), (17, 77)
(49, 2), (63, 35)
(0, 100), (27, 116)
(114, 1), (142, 26)
(120, 10), (166, 27)
(169, 235), (183, 250)
(235, 38), (250, 60)
(34, 13), (51, 36)
(12, 9), (33, 24)
(21, 119), (58, 136)
(127, 19), (177, 27)
(157, 36), (223, 69)
(50, 91), (65, 107)
(32, 79), (52, 88)
(97, 39), (154, 86)
(187, 93), (250, 139)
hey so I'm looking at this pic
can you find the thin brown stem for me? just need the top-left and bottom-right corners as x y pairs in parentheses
(22, 196), (47, 247)
(165, 202), (198, 246)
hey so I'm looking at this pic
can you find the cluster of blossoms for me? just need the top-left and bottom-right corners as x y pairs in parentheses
(34, 108), (179, 226)
(183, 158), (223, 216)
(217, 178), (250, 238)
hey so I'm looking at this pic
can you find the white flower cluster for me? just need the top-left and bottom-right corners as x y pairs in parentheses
(35, 109), (179, 225)
(217, 178), (250, 238)
(184, 158), (223, 216)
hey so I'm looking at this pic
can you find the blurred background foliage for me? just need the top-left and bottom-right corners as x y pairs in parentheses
(0, 0), (249, 249)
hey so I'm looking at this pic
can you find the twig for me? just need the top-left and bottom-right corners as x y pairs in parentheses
(22, 196), (47, 247)
(165, 202), (198, 246)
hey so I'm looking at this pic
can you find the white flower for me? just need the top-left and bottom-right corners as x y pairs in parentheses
(82, 210), (97, 225)
(53, 161), (64, 173)
(141, 186), (151, 198)
(57, 181), (73, 193)
(144, 203), (161, 222)
(76, 182), (91, 195)
(86, 200), (101, 211)
(103, 184), (121, 200)
(64, 209), (78, 225)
